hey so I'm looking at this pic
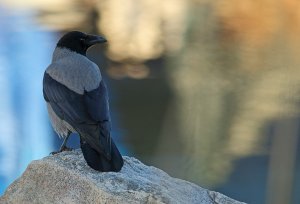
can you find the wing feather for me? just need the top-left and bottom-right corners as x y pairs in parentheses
(43, 72), (112, 160)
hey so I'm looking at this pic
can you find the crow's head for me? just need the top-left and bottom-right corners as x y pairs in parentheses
(57, 31), (107, 55)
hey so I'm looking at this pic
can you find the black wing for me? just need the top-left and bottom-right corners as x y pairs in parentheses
(43, 72), (112, 160)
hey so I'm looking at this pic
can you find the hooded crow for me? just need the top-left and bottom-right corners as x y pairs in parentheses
(43, 31), (123, 172)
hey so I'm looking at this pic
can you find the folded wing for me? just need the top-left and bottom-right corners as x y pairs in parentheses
(43, 72), (112, 160)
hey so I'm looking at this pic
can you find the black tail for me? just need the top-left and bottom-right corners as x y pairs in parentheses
(80, 138), (124, 172)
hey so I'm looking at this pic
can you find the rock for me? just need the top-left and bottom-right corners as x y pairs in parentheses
(0, 150), (246, 204)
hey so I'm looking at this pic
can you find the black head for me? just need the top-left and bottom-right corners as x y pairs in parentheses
(57, 31), (107, 55)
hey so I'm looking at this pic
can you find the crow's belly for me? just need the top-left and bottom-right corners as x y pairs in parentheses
(46, 103), (76, 138)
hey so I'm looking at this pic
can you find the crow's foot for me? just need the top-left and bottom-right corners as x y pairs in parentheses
(50, 146), (73, 155)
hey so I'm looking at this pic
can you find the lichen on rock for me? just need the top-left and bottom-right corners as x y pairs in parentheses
(0, 150), (246, 204)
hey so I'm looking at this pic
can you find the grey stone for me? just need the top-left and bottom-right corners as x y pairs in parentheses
(0, 150), (246, 204)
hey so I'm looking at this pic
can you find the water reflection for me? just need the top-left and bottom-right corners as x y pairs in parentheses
(0, 8), (53, 193)
(1, 1), (300, 204)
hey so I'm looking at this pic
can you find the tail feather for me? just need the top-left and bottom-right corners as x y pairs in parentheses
(80, 138), (124, 172)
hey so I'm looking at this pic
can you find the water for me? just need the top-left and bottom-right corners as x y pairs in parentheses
(0, 9), (53, 193)
(1, 2), (300, 204)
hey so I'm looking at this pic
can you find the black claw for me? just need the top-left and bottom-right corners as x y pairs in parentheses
(50, 151), (59, 155)
(61, 146), (73, 152)
(50, 146), (73, 155)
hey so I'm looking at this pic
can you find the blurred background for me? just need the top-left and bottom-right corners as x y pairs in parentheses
(0, 0), (300, 203)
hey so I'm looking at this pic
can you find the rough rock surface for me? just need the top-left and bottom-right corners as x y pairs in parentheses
(0, 150), (246, 204)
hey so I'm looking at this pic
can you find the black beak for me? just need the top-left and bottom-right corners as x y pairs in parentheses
(85, 35), (107, 47)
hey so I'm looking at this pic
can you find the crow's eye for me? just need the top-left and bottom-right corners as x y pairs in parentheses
(79, 38), (85, 46)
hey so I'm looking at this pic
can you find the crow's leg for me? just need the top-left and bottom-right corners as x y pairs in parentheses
(50, 133), (73, 155)
(59, 133), (72, 151)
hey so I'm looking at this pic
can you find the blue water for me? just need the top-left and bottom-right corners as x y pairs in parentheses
(0, 9), (54, 193)
(0, 7), (299, 204)
(0, 10), (129, 195)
